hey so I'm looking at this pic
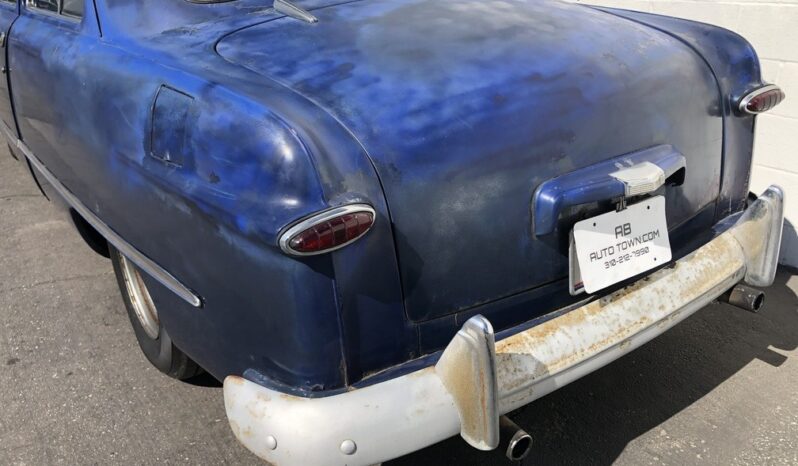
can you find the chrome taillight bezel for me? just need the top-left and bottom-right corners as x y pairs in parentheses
(738, 84), (785, 115)
(278, 204), (376, 256)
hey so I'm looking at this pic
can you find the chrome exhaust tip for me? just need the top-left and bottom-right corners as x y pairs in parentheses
(720, 284), (765, 313)
(499, 416), (533, 462)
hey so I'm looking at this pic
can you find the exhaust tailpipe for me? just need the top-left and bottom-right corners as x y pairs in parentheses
(499, 416), (533, 462)
(720, 284), (765, 312)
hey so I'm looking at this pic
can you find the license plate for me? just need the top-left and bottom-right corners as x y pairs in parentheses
(570, 196), (671, 294)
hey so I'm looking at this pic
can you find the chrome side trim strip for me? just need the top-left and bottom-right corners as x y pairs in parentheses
(2, 125), (202, 308)
(278, 203), (376, 256)
(273, 0), (318, 23)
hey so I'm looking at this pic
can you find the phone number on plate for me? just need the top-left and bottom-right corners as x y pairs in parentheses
(603, 246), (651, 269)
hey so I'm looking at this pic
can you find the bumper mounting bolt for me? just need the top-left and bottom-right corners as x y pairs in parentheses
(340, 439), (357, 455)
(265, 435), (277, 450)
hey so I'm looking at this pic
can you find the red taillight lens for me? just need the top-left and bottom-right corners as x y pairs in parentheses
(739, 84), (785, 114)
(280, 205), (375, 256)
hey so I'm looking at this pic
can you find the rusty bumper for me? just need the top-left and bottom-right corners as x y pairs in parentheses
(223, 186), (784, 466)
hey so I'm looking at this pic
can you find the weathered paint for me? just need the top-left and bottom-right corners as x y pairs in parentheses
(222, 185), (782, 466)
(599, 8), (762, 222)
(5, 0), (762, 395)
(7, 0), (403, 393)
(217, 0), (726, 323)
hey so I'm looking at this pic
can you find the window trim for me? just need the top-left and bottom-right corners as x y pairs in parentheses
(24, 0), (82, 22)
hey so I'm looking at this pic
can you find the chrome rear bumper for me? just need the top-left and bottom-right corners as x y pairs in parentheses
(223, 186), (784, 466)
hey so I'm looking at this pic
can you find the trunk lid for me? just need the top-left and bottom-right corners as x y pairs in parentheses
(217, 0), (723, 322)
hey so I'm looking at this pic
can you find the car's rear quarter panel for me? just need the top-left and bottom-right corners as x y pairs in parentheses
(8, 5), (404, 391)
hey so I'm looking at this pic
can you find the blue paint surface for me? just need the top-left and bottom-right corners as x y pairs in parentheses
(216, 0), (725, 322)
(3, 0), (761, 395)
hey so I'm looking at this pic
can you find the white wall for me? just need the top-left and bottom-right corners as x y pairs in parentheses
(571, 0), (798, 267)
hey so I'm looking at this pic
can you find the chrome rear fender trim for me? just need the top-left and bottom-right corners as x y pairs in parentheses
(2, 122), (202, 307)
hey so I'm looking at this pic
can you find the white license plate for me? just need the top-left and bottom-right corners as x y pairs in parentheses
(570, 196), (671, 294)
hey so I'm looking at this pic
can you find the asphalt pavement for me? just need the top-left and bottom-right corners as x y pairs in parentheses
(1, 146), (797, 465)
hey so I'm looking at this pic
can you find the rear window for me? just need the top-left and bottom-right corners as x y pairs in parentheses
(30, 0), (84, 18)
(31, 0), (58, 13)
(61, 0), (84, 17)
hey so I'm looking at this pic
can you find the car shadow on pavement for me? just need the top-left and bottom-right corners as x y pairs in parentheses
(388, 267), (798, 466)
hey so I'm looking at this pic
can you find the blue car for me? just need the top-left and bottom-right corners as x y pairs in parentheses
(4, 0), (787, 464)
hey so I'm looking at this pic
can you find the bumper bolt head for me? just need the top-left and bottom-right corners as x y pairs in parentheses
(265, 435), (277, 450)
(340, 439), (357, 455)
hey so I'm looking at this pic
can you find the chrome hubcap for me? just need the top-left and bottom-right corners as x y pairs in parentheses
(119, 253), (160, 339)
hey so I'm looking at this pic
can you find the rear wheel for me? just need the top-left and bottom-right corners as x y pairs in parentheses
(110, 246), (202, 380)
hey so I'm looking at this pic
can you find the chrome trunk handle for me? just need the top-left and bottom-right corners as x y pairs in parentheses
(532, 145), (686, 237)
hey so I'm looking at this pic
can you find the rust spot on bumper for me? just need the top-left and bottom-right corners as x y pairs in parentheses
(494, 233), (745, 403)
